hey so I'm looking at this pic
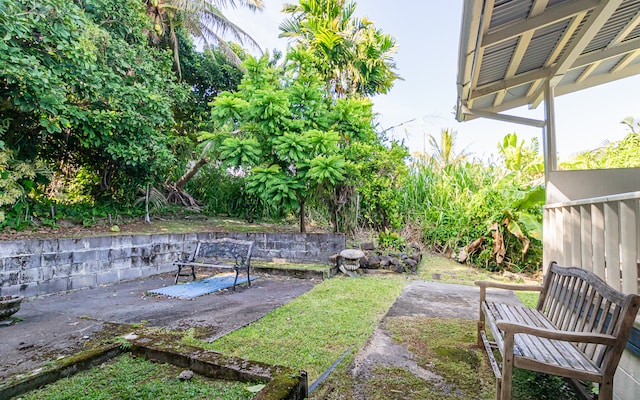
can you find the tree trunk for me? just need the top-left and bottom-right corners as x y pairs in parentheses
(299, 198), (306, 233)
(174, 157), (209, 190)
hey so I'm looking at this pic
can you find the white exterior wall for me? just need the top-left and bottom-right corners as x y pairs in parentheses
(546, 168), (640, 400)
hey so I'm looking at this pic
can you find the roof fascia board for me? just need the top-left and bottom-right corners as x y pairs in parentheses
(458, 0), (484, 115)
(481, 0), (600, 48)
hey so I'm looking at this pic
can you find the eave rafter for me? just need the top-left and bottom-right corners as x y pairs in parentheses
(457, 0), (640, 123)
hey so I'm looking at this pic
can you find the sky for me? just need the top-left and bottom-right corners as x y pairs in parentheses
(224, 0), (640, 162)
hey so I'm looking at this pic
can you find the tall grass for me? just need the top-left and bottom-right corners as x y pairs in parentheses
(402, 158), (542, 272)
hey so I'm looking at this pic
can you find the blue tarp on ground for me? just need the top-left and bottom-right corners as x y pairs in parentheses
(148, 274), (257, 299)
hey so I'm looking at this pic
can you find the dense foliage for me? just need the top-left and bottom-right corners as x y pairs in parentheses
(205, 50), (408, 232)
(1, 0), (186, 200)
(404, 133), (545, 272)
(0, 0), (245, 227)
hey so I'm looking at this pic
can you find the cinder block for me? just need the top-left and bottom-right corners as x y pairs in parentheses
(72, 250), (97, 264)
(96, 270), (120, 285)
(109, 247), (131, 260)
(4, 255), (40, 271)
(39, 266), (55, 281)
(0, 285), (19, 297)
(132, 235), (152, 246)
(139, 266), (159, 277)
(0, 271), (19, 286)
(151, 234), (170, 245)
(70, 274), (96, 290)
(70, 263), (86, 276)
(110, 258), (132, 270)
(119, 268), (142, 281)
(619, 349), (640, 380)
(59, 237), (89, 251)
(55, 252), (74, 266)
(18, 282), (38, 298)
(131, 256), (151, 268)
(38, 278), (70, 296)
(53, 264), (73, 278)
(42, 239), (59, 254)
(19, 268), (38, 284)
(157, 264), (175, 274)
(41, 253), (59, 268)
(88, 236), (112, 249)
(111, 235), (132, 248)
(0, 240), (43, 257)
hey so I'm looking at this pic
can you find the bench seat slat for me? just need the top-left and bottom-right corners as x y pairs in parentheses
(485, 301), (601, 375)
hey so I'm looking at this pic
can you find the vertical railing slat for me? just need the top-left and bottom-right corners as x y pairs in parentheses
(604, 202), (621, 290)
(570, 206), (581, 265)
(580, 205), (593, 273)
(620, 199), (638, 295)
(592, 203), (605, 280)
(562, 207), (572, 265)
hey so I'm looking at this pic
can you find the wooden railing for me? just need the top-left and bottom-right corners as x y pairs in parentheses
(543, 191), (640, 296)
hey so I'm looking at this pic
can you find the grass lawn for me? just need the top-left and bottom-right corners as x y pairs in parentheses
(20, 353), (257, 400)
(184, 275), (407, 382)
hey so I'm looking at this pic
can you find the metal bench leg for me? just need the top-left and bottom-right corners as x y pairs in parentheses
(232, 269), (239, 291)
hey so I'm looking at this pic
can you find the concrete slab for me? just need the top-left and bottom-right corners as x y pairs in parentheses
(0, 272), (316, 379)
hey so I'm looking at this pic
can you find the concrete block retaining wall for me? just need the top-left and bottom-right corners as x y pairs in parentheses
(0, 232), (345, 298)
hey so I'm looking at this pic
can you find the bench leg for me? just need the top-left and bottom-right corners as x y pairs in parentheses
(500, 333), (514, 400)
(598, 381), (613, 400)
(246, 265), (251, 287)
(232, 268), (239, 291)
(478, 321), (485, 347)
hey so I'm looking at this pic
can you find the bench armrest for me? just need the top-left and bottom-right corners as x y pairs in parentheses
(475, 280), (542, 292)
(496, 320), (618, 346)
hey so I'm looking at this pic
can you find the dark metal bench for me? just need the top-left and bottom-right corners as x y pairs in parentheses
(476, 262), (640, 400)
(174, 238), (254, 291)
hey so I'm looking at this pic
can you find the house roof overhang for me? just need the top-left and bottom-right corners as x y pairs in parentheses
(456, 0), (640, 123)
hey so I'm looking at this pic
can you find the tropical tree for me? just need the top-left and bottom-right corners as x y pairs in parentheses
(206, 51), (348, 232)
(279, 0), (399, 97)
(144, 0), (264, 79)
(425, 128), (470, 170)
(1, 0), (186, 201)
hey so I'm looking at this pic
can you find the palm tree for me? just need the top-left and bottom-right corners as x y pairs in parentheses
(279, 0), (398, 97)
(144, 0), (264, 79)
(427, 128), (469, 169)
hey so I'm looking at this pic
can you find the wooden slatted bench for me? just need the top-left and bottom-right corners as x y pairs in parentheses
(174, 238), (254, 291)
(476, 262), (640, 400)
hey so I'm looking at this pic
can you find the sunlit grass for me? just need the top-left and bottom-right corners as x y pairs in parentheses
(184, 275), (407, 382)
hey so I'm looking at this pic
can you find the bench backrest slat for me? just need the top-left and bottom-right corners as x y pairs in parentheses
(191, 239), (253, 266)
(538, 262), (640, 371)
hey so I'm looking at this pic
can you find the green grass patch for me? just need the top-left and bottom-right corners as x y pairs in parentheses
(184, 275), (407, 382)
(20, 353), (255, 400)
